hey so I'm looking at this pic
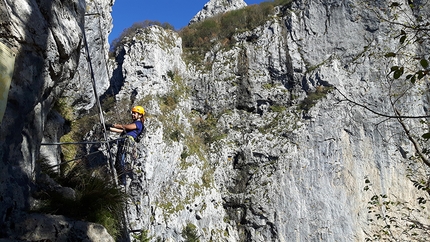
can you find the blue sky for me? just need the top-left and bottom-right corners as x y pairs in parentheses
(109, 0), (267, 43)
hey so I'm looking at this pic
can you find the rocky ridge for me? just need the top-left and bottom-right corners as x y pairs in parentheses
(189, 0), (247, 25)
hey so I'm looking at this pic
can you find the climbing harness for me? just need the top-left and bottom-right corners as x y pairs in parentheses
(115, 135), (137, 185)
(41, 139), (119, 146)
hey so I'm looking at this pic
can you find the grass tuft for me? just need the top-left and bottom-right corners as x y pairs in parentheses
(35, 162), (127, 239)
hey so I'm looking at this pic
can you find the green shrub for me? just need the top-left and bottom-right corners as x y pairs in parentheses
(59, 113), (99, 163)
(169, 129), (182, 142)
(158, 72), (188, 113)
(36, 163), (127, 239)
(270, 105), (286, 112)
(184, 133), (206, 161)
(298, 86), (333, 111)
(53, 98), (74, 122)
(273, 0), (293, 6)
(192, 113), (227, 145)
(180, 148), (190, 161)
(167, 70), (175, 80)
(182, 223), (199, 242)
(101, 95), (116, 112)
(132, 230), (152, 242)
(161, 95), (178, 112)
(262, 83), (276, 89)
(179, 0), (291, 54)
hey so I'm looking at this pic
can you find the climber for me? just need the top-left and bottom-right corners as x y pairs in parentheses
(107, 105), (146, 185)
(108, 105), (145, 140)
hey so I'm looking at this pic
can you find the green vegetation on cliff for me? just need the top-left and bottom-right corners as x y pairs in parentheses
(180, 0), (292, 64)
(35, 162), (126, 239)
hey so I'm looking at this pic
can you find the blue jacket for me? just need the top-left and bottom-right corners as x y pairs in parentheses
(126, 120), (143, 139)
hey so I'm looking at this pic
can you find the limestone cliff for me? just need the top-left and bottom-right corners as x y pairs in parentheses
(0, 0), (115, 240)
(108, 0), (430, 241)
(1, 0), (430, 241)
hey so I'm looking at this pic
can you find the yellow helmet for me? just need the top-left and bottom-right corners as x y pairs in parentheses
(132, 106), (145, 115)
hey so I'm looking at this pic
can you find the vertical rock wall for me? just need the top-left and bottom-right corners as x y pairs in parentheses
(0, 0), (115, 240)
(0, 0), (85, 232)
(63, 0), (114, 113)
(1, 0), (429, 241)
(109, 0), (430, 241)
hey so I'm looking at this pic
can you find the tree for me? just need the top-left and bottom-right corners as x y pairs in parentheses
(335, 1), (430, 240)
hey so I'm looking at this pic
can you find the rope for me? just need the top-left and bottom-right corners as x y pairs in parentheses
(82, 29), (108, 143)
(41, 137), (125, 146)
(84, 8), (131, 242)
(82, 19), (118, 186)
(46, 150), (104, 169)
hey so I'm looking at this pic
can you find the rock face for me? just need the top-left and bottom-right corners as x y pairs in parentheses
(109, 0), (430, 241)
(1, 0), (430, 241)
(10, 213), (114, 242)
(0, 0), (84, 229)
(0, 0), (115, 240)
(189, 0), (247, 25)
(63, 0), (114, 113)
